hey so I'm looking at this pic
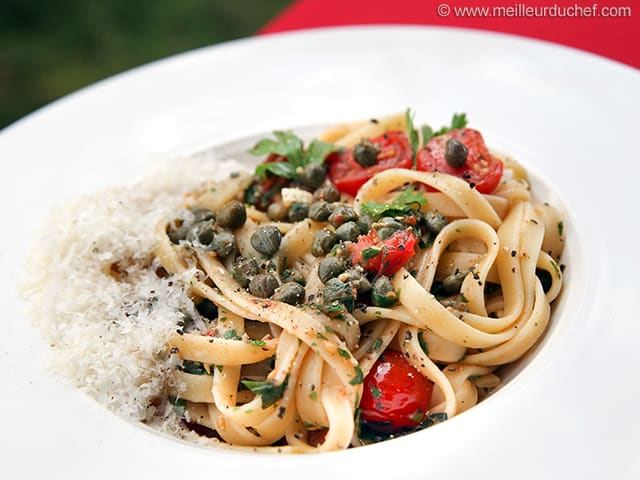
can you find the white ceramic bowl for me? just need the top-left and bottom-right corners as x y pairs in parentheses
(1, 26), (638, 479)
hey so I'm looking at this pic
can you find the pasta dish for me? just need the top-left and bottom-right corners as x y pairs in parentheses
(23, 111), (565, 452)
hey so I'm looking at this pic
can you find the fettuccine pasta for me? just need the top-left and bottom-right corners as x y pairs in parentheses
(151, 112), (565, 451)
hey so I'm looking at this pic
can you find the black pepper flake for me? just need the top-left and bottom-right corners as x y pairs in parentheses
(170, 347), (179, 354)
(370, 118), (379, 124)
(511, 267), (516, 273)
(277, 407), (286, 419)
(404, 331), (413, 341)
(469, 182), (476, 189)
(510, 250), (517, 257)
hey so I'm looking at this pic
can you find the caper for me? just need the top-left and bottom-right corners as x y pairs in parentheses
(323, 278), (355, 312)
(357, 213), (375, 233)
(338, 268), (371, 294)
(313, 183), (341, 203)
(272, 282), (306, 305)
(328, 205), (358, 227)
(445, 138), (468, 168)
(191, 208), (216, 223)
(371, 276), (398, 307)
(442, 270), (468, 294)
(423, 210), (447, 235)
(217, 200), (247, 229)
(374, 217), (404, 240)
(195, 298), (218, 320)
(248, 273), (279, 298)
(336, 221), (361, 242)
(267, 202), (289, 222)
(168, 223), (189, 244)
(281, 268), (306, 286)
(352, 139), (380, 167)
(308, 201), (332, 222)
(318, 257), (346, 283)
(311, 228), (338, 257)
(232, 257), (259, 288)
(187, 219), (216, 248)
(251, 225), (282, 256)
(288, 202), (309, 222)
(211, 231), (236, 257)
(300, 164), (326, 190)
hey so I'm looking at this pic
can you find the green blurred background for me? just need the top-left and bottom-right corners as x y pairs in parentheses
(0, 0), (290, 129)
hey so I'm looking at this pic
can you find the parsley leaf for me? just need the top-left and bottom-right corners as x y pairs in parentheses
(421, 113), (469, 142)
(241, 376), (289, 409)
(250, 130), (304, 165)
(250, 130), (338, 179)
(361, 186), (428, 219)
(305, 139), (338, 166)
(254, 161), (297, 179)
(421, 124), (435, 143)
(405, 108), (419, 166)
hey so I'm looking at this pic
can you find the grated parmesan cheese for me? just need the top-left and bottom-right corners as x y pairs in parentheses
(20, 156), (248, 432)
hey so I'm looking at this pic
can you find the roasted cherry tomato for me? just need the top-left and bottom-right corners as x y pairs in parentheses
(416, 128), (503, 194)
(360, 350), (434, 432)
(349, 228), (417, 276)
(326, 131), (413, 196)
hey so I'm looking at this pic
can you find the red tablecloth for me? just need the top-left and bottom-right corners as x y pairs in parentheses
(260, 0), (639, 69)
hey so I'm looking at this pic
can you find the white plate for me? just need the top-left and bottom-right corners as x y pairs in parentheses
(1, 26), (639, 479)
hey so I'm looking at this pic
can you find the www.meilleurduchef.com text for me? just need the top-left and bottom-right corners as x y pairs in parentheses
(436, 3), (632, 18)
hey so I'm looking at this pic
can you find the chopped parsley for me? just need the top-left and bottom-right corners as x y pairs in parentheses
(178, 360), (211, 376)
(361, 247), (382, 259)
(357, 411), (448, 444)
(337, 348), (352, 359)
(350, 366), (365, 385)
(361, 186), (428, 219)
(241, 376), (289, 409)
(223, 329), (242, 340)
(371, 385), (382, 399)
(417, 331), (429, 355)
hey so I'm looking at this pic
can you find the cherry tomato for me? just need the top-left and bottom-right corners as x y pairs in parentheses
(326, 131), (413, 196)
(416, 128), (503, 194)
(360, 350), (434, 432)
(349, 228), (417, 276)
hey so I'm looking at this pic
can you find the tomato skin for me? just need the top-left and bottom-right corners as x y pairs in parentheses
(326, 131), (413, 196)
(360, 350), (434, 432)
(416, 128), (503, 194)
(349, 228), (417, 276)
